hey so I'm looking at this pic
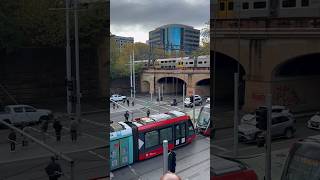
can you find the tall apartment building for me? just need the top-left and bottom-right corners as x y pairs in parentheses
(149, 24), (200, 54)
(112, 34), (134, 50)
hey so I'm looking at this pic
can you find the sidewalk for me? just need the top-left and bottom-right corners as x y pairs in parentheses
(0, 131), (107, 164)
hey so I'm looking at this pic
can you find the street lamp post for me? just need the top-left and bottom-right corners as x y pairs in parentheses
(74, 0), (81, 121)
(65, 0), (72, 115)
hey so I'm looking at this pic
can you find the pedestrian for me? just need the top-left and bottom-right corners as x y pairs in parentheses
(124, 111), (129, 122)
(112, 102), (115, 109)
(116, 104), (119, 109)
(168, 149), (176, 173)
(127, 99), (130, 107)
(45, 156), (62, 180)
(132, 100), (135, 106)
(41, 119), (49, 142)
(160, 172), (181, 180)
(123, 99), (125, 104)
(147, 109), (150, 117)
(8, 129), (16, 152)
(70, 118), (78, 142)
(53, 119), (62, 142)
(22, 125), (29, 147)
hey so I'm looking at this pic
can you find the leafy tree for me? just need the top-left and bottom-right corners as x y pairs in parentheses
(191, 21), (210, 57)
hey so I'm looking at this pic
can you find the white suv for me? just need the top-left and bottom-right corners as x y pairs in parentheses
(110, 94), (127, 102)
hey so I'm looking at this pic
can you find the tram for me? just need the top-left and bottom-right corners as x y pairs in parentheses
(110, 110), (196, 171)
(197, 104), (213, 137)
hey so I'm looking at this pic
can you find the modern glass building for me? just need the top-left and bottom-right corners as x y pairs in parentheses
(149, 24), (200, 54)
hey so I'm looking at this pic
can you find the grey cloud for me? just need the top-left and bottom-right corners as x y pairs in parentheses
(110, 0), (209, 30)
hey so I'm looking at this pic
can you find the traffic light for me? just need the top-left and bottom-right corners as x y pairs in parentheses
(255, 108), (267, 130)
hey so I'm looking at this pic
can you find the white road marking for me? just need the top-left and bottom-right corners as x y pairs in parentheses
(129, 165), (138, 175)
(88, 150), (108, 161)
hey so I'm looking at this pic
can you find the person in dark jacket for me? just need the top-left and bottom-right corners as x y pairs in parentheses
(8, 129), (16, 152)
(127, 99), (130, 107)
(53, 119), (62, 142)
(168, 149), (176, 173)
(124, 111), (129, 122)
(45, 156), (62, 180)
(147, 109), (150, 117)
(69, 118), (78, 142)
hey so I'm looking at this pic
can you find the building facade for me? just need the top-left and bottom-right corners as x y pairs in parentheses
(149, 24), (200, 54)
(112, 35), (134, 50)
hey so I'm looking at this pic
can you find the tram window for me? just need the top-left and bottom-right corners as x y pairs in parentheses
(198, 61), (203, 64)
(189, 62), (193, 65)
(181, 123), (186, 136)
(145, 130), (159, 149)
(160, 127), (173, 142)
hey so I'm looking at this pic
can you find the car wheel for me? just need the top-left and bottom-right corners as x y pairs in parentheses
(284, 128), (293, 139)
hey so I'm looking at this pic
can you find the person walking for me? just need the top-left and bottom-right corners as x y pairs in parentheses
(8, 129), (16, 152)
(41, 119), (49, 142)
(22, 125), (29, 147)
(132, 100), (135, 106)
(127, 99), (130, 107)
(53, 119), (62, 142)
(112, 102), (115, 109)
(168, 149), (177, 173)
(70, 118), (78, 142)
(147, 109), (150, 117)
(124, 111), (129, 122)
(45, 156), (62, 180)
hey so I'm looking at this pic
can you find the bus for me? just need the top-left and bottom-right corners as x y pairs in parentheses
(281, 135), (320, 180)
(197, 104), (213, 137)
(110, 110), (196, 171)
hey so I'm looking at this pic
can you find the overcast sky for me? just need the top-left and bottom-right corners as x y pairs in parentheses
(110, 0), (210, 43)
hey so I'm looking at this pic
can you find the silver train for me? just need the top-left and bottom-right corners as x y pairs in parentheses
(154, 55), (210, 69)
(213, 0), (320, 18)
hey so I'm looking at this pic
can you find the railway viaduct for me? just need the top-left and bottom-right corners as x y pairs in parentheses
(140, 68), (210, 97)
(213, 18), (320, 112)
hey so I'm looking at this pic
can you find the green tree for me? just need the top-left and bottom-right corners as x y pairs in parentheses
(191, 21), (210, 57)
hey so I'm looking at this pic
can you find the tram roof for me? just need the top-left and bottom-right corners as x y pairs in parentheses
(134, 110), (187, 126)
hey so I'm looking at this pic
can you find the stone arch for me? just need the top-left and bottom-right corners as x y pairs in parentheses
(195, 78), (210, 97)
(156, 76), (187, 95)
(141, 81), (151, 93)
(270, 53), (320, 112)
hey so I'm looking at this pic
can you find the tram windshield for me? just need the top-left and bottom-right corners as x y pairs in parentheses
(198, 105), (210, 128)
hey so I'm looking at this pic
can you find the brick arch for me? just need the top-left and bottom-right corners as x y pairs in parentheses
(155, 75), (188, 86)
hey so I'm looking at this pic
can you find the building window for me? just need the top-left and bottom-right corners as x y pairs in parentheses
(228, 2), (234, 10)
(242, 2), (249, 9)
(301, 0), (309, 7)
(219, 2), (225, 10)
(282, 0), (296, 8)
(253, 1), (266, 9)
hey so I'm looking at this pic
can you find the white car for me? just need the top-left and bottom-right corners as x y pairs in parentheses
(206, 97), (210, 103)
(307, 112), (320, 130)
(0, 105), (52, 125)
(110, 94), (127, 102)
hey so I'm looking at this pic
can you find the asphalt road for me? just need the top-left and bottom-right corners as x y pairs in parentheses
(110, 95), (210, 180)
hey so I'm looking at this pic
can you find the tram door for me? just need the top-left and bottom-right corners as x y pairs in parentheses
(110, 137), (130, 170)
(174, 123), (187, 146)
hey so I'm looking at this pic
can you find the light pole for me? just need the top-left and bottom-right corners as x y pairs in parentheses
(65, 0), (72, 115)
(74, 0), (81, 121)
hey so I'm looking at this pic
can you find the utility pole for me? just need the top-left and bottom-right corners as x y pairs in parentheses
(266, 94), (272, 180)
(65, 0), (72, 115)
(233, 73), (239, 157)
(163, 140), (168, 174)
(74, 0), (81, 121)
(130, 55), (133, 99)
(133, 50), (136, 100)
(193, 89), (196, 128)
(183, 83), (185, 112)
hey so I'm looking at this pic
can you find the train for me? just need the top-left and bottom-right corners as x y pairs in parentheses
(213, 0), (320, 19)
(154, 55), (210, 69)
(110, 110), (196, 171)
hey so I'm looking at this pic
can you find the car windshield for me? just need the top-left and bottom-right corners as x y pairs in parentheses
(284, 144), (320, 180)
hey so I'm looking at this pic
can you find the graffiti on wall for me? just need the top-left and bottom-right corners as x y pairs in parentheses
(272, 85), (301, 107)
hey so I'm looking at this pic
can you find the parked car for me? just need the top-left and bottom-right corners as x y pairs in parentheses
(0, 105), (52, 126)
(110, 94), (127, 102)
(211, 155), (258, 180)
(184, 95), (202, 108)
(307, 112), (320, 130)
(238, 113), (296, 143)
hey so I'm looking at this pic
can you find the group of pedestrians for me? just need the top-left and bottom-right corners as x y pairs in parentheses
(8, 116), (80, 152)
